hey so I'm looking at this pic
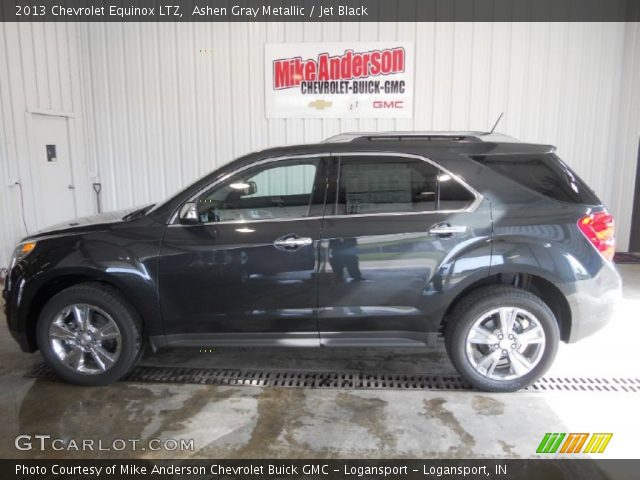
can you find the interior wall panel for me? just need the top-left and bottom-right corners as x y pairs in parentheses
(82, 22), (639, 250)
(0, 22), (94, 268)
(613, 22), (640, 249)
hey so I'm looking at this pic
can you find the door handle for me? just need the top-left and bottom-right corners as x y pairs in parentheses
(429, 224), (467, 237)
(273, 235), (313, 251)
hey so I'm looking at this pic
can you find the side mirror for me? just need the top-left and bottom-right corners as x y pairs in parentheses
(245, 181), (257, 196)
(178, 202), (199, 225)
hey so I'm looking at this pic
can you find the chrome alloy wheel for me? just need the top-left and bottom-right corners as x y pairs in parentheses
(49, 304), (122, 375)
(465, 307), (546, 381)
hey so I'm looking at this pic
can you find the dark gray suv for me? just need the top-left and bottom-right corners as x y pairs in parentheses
(3, 132), (622, 391)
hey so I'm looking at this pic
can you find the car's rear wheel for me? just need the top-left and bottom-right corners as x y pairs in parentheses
(36, 283), (142, 386)
(445, 285), (559, 392)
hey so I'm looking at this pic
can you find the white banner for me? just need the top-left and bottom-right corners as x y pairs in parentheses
(265, 42), (414, 119)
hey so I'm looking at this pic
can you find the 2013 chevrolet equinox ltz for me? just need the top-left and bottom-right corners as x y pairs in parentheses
(3, 132), (623, 391)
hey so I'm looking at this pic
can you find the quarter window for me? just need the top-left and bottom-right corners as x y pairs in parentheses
(197, 159), (320, 223)
(336, 156), (475, 215)
(472, 153), (600, 205)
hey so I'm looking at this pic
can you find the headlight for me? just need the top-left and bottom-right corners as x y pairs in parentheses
(9, 241), (37, 269)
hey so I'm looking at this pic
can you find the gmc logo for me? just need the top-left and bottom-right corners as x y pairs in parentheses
(373, 100), (404, 109)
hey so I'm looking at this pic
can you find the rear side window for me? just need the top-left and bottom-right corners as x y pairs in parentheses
(336, 156), (476, 215)
(472, 153), (600, 205)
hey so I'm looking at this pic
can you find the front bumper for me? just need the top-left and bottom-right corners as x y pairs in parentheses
(3, 266), (37, 352)
(561, 260), (623, 343)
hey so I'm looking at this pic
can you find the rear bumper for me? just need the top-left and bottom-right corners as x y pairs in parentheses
(561, 260), (622, 343)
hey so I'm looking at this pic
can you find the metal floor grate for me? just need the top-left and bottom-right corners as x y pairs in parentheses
(24, 362), (640, 393)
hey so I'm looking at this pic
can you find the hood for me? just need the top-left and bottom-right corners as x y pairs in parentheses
(27, 207), (141, 240)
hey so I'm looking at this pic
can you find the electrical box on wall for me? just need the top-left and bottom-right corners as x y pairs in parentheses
(46, 144), (57, 162)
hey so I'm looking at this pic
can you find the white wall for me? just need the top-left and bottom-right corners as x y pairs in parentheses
(613, 22), (640, 251)
(0, 22), (95, 268)
(1, 22), (639, 268)
(84, 22), (640, 250)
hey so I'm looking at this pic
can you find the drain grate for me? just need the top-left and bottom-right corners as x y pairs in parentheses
(527, 376), (640, 393)
(24, 363), (640, 393)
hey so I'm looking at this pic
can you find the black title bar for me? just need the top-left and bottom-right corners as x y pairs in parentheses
(1, 0), (640, 22)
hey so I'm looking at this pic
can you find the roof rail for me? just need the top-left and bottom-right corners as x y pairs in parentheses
(322, 131), (519, 144)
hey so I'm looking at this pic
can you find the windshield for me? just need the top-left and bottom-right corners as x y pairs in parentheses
(147, 169), (218, 215)
(122, 204), (156, 221)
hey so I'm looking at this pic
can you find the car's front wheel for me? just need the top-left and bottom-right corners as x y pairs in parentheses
(446, 286), (559, 392)
(36, 283), (142, 386)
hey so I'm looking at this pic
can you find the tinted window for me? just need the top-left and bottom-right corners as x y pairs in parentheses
(473, 153), (600, 205)
(198, 159), (320, 222)
(438, 173), (477, 210)
(336, 156), (475, 215)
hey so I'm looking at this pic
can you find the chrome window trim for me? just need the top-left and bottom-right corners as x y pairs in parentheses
(168, 151), (483, 227)
(170, 216), (326, 227)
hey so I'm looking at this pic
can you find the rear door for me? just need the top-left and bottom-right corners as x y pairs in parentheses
(317, 153), (493, 346)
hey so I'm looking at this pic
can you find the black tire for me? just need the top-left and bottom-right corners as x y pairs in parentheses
(445, 285), (559, 392)
(36, 283), (142, 386)
(443, 314), (455, 359)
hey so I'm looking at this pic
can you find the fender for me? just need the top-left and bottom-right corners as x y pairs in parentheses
(420, 235), (493, 331)
(7, 220), (165, 352)
(490, 233), (600, 285)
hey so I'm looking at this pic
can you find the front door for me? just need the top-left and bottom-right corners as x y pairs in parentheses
(317, 154), (492, 346)
(157, 156), (328, 346)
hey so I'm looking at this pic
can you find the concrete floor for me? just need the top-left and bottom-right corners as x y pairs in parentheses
(0, 265), (638, 459)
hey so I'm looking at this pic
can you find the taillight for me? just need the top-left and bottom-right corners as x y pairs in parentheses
(577, 212), (615, 261)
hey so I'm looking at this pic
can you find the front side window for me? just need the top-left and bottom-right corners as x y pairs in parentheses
(197, 159), (320, 223)
(336, 156), (475, 215)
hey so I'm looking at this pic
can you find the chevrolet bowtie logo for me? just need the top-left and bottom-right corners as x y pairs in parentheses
(308, 99), (333, 110)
